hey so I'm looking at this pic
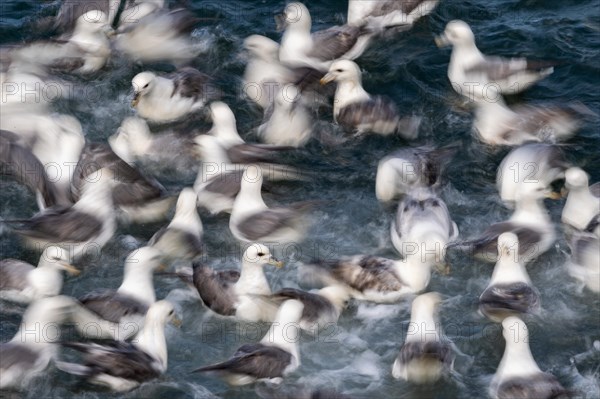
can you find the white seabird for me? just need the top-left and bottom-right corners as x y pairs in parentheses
(131, 67), (219, 123)
(108, 116), (200, 172)
(50, 0), (123, 34)
(435, 20), (555, 97)
(392, 292), (455, 383)
(490, 317), (568, 399)
(347, 0), (439, 30)
(277, 2), (368, 71)
(566, 231), (600, 293)
(113, 5), (205, 66)
(191, 243), (283, 321)
(561, 167), (600, 231)
(300, 253), (447, 303)
(450, 183), (556, 263)
(11, 11), (112, 74)
(320, 59), (421, 138)
(376, 145), (457, 203)
(75, 246), (165, 340)
(0, 296), (76, 389)
(390, 188), (459, 262)
(257, 84), (313, 147)
(149, 188), (203, 261)
(7, 168), (117, 261)
(471, 87), (580, 146)
(72, 142), (174, 223)
(192, 299), (304, 385)
(56, 300), (180, 392)
(0, 246), (79, 303)
(479, 233), (541, 322)
(497, 143), (568, 206)
(230, 167), (315, 243)
(243, 34), (294, 109)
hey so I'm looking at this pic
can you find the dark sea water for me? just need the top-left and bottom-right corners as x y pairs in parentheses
(1, 1), (599, 398)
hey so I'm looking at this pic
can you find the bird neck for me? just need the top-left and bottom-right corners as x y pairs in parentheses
(334, 80), (370, 112)
(135, 318), (168, 371)
(451, 41), (484, 67)
(236, 180), (267, 212)
(490, 255), (530, 285)
(118, 266), (156, 304)
(395, 257), (432, 292)
(498, 335), (541, 379)
(236, 262), (271, 295)
(169, 205), (203, 236)
(407, 305), (440, 343)
(511, 196), (548, 225)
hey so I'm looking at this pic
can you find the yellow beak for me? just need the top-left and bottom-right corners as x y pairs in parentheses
(320, 73), (335, 85)
(434, 34), (450, 48)
(434, 262), (451, 275)
(61, 262), (81, 276)
(268, 257), (284, 269)
(170, 315), (182, 328)
(131, 92), (140, 107)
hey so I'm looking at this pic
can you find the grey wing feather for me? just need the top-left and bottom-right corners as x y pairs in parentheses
(192, 262), (239, 316)
(149, 227), (203, 259)
(169, 67), (218, 102)
(451, 223), (542, 257)
(236, 208), (299, 241)
(496, 374), (569, 399)
(337, 96), (399, 131)
(0, 260), (34, 291)
(271, 288), (335, 323)
(79, 290), (148, 323)
(0, 342), (39, 371)
(310, 25), (362, 61)
(398, 341), (453, 367)
(226, 143), (294, 164)
(479, 283), (540, 314)
(203, 170), (243, 197)
(467, 57), (556, 82)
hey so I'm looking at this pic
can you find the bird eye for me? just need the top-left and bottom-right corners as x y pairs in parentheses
(169, 310), (174, 315)
(257, 252), (265, 256)
(336, 69), (343, 72)
(143, 83), (149, 88)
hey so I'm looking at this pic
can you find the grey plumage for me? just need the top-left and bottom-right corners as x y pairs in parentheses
(309, 25), (365, 61)
(168, 67), (219, 103)
(192, 262), (240, 316)
(495, 373), (570, 399)
(479, 283), (540, 320)
(79, 290), (149, 324)
(226, 143), (295, 165)
(0, 259), (34, 291)
(396, 341), (454, 371)
(269, 288), (338, 325)
(0, 342), (39, 374)
(149, 227), (203, 260)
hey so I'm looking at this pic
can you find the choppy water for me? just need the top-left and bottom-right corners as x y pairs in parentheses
(1, 0), (599, 398)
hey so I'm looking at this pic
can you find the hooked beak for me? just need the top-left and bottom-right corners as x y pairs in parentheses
(320, 72), (335, 85)
(157, 263), (169, 272)
(274, 12), (287, 32)
(104, 25), (116, 37)
(434, 262), (451, 275)
(546, 190), (563, 200)
(131, 92), (140, 107)
(268, 256), (284, 269)
(61, 261), (81, 276)
(434, 33), (451, 48)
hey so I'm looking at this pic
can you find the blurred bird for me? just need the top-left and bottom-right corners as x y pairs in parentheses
(0, 246), (79, 303)
(478, 233), (540, 322)
(561, 167), (600, 231)
(436, 20), (555, 97)
(192, 299), (304, 385)
(490, 317), (569, 399)
(56, 300), (180, 392)
(566, 231), (600, 293)
(348, 0), (439, 30)
(392, 292), (455, 383)
(321, 60), (421, 138)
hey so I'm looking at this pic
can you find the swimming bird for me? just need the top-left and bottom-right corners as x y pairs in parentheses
(260, 286), (351, 333)
(471, 87), (580, 146)
(435, 20), (555, 97)
(208, 102), (296, 164)
(561, 167), (600, 231)
(490, 316), (568, 399)
(11, 11), (112, 74)
(149, 188), (203, 261)
(243, 35), (294, 109)
(6, 168), (117, 261)
(108, 116), (200, 172)
(320, 59), (421, 138)
(566, 231), (600, 293)
(192, 243), (282, 321)
(479, 233), (540, 322)
(497, 143), (568, 206)
(72, 142), (174, 223)
(390, 188), (459, 262)
(131, 67), (218, 123)
(450, 182), (556, 263)
(48, 0), (123, 34)
(347, 0), (439, 30)
(277, 3), (369, 71)
(257, 84), (313, 147)
(75, 246), (164, 340)
(300, 253), (444, 303)
(392, 292), (454, 383)
(230, 167), (315, 243)
(192, 299), (304, 385)
(0, 246), (79, 304)
(0, 296), (77, 389)
(376, 145), (458, 203)
(56, 300), (180, 392)
(113, 5), (205, 66)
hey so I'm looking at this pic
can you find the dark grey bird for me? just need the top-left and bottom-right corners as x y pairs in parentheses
(478, 233), (540, 322)
(71, 142), (174, 223)
(490, 317), (569, 399)
(56, 300), (180, 392)
(191, 244), (282, 321)
(149, 188), (203, 261)
(392, 292), (455, 383)
(131, 67), (220, 123)
(192, 299), (304, 386)
(347, 0), (439, 30)
(320, 60), (421, 138)
(376, 144), (458, 202)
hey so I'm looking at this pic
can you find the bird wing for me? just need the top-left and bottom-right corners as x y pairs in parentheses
(79, 290), (148, 323)
(192, 262), (240, 316)
(310, 25), (362, 61)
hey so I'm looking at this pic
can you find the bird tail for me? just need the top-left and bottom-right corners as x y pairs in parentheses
(54, 360), (92, 377)
(191, 360), (234, 373)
